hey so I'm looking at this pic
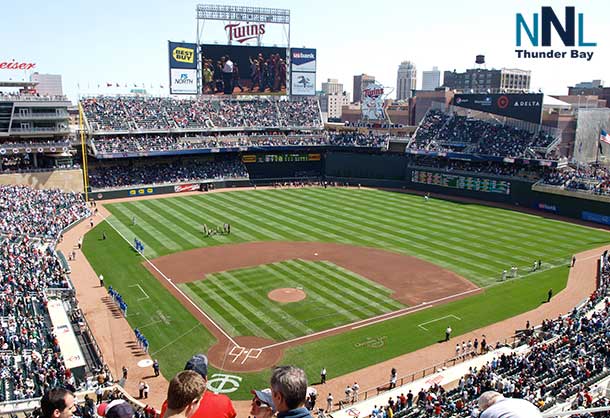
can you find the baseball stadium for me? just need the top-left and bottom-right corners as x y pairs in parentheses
(1, 3), (610, 418)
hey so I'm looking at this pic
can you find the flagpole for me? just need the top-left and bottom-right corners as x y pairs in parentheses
(596, 139), (600, 166)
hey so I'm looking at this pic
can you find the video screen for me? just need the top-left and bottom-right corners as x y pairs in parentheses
(200, 44), (287, 95)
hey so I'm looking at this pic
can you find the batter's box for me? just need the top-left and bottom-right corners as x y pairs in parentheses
(228, 345), (263, 364)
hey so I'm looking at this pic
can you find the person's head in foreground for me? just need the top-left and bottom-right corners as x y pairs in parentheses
(165, 370), (207, 418)
(97, 400), (135, 418)
(270, 366), (309, 415)
(250, 388), (276, 418)
(40, 388), (76, 418)
(477, 391), (542, 418)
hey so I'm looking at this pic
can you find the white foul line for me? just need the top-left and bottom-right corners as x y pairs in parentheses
(417, 314), (462, 331)
(103, 217), (238, 347)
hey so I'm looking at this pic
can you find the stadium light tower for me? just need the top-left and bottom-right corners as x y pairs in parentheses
(195, 4), (291, 95)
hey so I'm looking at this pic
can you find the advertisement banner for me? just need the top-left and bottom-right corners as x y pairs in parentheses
(582, 211), (610, 226)
(290, 48), (316, 72)
(291, 72), (316, 96)
(453, 93), (543, 124)
(174, 184), (200, 193)
(200, 44), (287, 95)
(168, 42), (198, 69)
(361, 83), (386, 120)
(170, 69), (198, 94)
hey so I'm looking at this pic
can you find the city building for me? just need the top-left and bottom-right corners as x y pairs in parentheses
(321, 78), (343, 95)
(574, 80), (604, 89)
(442, 68), (530, 93)
(410, 89), (455, 125)
(422, 67), (441, 91)
(29, 72), (63, 96)
(352, 74), (375, 103)
(568, 81), (610, 109)
(396, 61), (417, 100)
(319, 91), (350, 121)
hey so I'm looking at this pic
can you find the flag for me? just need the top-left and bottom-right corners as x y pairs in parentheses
(601, 129), (610, 145)
(106, 83), (112, 87)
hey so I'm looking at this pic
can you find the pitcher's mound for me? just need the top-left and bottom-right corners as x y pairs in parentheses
(268, 288), (306, 303)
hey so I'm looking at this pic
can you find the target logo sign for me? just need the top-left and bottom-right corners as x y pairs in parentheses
(497, 96), (510, 109)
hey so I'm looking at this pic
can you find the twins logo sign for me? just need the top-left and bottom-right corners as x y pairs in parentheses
(206, 374), (242, 394)
(515, 6), (597, 61)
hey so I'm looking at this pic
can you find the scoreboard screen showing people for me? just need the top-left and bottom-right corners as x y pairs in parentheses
(200, 44), (287, 95)
(411, 170), (511, 195)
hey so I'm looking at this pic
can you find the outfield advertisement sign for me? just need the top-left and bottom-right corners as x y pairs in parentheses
(582, 211), (610, 226)
(174, 184), (201, 193)
(169, 41), (198, 94)
(453, 93), (543, 124)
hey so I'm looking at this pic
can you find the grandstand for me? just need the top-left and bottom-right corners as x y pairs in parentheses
(0, 186), (102, 404)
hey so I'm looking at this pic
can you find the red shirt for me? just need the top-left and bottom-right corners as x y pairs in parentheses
(160, 391), (236, 418)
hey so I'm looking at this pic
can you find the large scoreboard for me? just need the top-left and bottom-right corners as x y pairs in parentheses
(411, 170), (511, 195)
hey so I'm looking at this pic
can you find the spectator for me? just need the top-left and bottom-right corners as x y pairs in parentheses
(164, 370), (206, 418)
(270, 365), (313, 418)
(478, 391), (542, 418)
(250, 388), (276, 418)
(40, 388), (76, 418)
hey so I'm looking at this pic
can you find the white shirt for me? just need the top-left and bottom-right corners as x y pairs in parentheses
(223, 60), (234, 73)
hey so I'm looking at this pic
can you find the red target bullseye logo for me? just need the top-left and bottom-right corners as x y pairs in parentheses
(497, 96), (510, 109)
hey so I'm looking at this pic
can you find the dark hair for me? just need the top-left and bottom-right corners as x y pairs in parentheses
(41, 388), (73, 418)
(270, 366), (308, 410)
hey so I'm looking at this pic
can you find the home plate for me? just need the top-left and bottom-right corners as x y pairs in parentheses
(137, 359), (154, 368)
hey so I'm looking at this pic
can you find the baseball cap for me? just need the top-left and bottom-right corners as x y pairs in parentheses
(97, 400), (135, 418)
(184, 354), (208, 378)
(251, 389), (275, 412)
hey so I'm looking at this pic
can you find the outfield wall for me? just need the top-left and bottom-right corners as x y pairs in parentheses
(325, 151), (610, 226)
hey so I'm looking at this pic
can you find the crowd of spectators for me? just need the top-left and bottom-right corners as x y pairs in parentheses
(81, 96), (321, 131)
(0, 185), (90, 402)
(0, 186), (90, 239)
(361, 261), (610, 418)
(91, 132), (389, 155)
(411, 109), (558, 159)
(88, 157), (248, 189)
(541, 166), (610, 196)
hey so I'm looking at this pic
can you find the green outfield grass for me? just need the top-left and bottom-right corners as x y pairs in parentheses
(82, 188), (610, 398)
(179, 260), (404, 340)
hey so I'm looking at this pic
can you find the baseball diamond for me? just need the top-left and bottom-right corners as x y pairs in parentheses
(82, 187), (610, 397)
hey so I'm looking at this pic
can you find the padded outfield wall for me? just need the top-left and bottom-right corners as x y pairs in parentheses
(325, 151), (610, 226)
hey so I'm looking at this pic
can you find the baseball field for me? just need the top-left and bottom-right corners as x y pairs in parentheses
(82, 187), (610, 398)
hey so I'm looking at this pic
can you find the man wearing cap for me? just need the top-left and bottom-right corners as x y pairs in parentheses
(97, 400), (135, 418)
(270, 366), (313, 418)
(163, 370), (206, 418)
(160, 354), (236, 418)
(40, 388), (76, 418)
(251, 388), (276, 418)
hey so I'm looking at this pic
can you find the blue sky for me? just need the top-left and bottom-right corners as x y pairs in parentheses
(0, 0), (606, 100)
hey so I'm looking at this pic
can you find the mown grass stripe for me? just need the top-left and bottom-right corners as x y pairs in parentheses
(251, 190), (500, 279)
(185, 280), (276, 339)
(108, 203), (176, 254)
(263, 263), (362, 322)
(214, 271), (303, 339)
(291, 259), (404, 312)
